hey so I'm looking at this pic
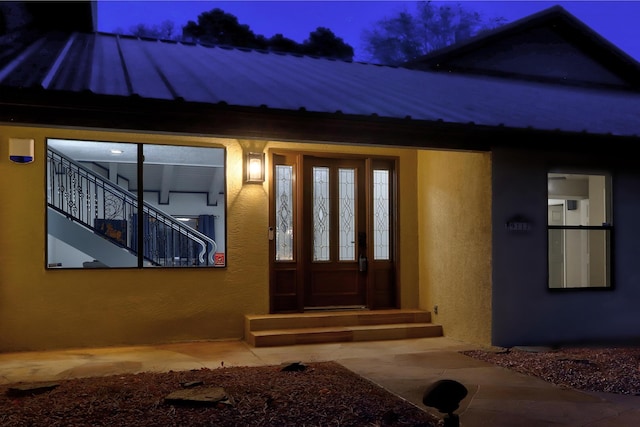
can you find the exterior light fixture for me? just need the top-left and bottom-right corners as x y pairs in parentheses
(9, 138), (35, 164)
(245, 152), (265, 183)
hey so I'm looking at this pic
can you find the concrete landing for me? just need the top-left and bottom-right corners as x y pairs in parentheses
(0, 337), (638, 426)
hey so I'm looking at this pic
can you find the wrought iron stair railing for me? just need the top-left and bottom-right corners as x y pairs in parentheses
(47, 147), (217, 267)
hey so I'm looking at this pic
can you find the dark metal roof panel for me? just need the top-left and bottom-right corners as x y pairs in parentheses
(193, 44), (291, 106)
(138, 40), (218, 103)
(2, 32), (640, 138)
(115, 36), (174, 99)
(90, 33), (130, 96)
(49, 32), (94, 92)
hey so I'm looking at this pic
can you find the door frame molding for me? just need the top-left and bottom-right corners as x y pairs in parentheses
(268, 149), (399, 313)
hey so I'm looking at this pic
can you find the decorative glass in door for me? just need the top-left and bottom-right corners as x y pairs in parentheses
(304, 158), (366, 308)
(275, 165), (294, 261)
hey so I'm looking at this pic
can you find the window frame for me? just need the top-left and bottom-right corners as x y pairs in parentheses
(45, 138), (227, 269)
(547, 171), (613, 290)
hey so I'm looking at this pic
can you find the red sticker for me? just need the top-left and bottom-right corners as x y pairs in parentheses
(214, 253), (225, 266)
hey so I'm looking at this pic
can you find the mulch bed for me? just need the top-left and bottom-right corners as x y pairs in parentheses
(0, 361), (441, 427)
(462, 346), (640, 395)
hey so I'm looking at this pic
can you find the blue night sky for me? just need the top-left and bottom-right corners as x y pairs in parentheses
(97, 1), (640, 62)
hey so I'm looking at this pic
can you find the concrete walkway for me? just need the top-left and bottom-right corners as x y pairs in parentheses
(1, 337), (639, 426)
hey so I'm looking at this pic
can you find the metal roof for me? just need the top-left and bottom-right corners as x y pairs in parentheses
(1, 31), (640, 138)
(405, 5), (640, 89)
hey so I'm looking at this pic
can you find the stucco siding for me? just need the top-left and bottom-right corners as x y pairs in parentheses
(0, 126), (270, 352)
(0, 125), (420, 352)
(492, 146), (640, 347)
(417, 150), (492, 346)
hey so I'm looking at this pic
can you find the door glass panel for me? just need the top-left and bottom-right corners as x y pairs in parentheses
(275, 165), (294, 261)
(313, 166), (330, 261)
(338, 168), (356, 261)
(373, 169), (390, 260)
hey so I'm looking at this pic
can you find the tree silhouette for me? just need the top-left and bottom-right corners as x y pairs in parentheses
(181, 8), (353, 60)
(268, 33), (303, 54)
(302, 27), (354, 60)
(362, 1), (507, 65)
(119, 8), (354, 60)
(183, 8), (262, 48)
(126, 20), (179, 40)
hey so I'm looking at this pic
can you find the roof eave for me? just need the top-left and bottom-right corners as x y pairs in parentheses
(0, 86), (637, 151)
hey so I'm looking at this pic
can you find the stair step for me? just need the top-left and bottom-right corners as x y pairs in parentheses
(245, 309), (432, 332)
(244, 309), (443, 347)
(248, 323), (442, 347)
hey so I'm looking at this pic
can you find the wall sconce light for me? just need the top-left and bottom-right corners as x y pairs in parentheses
(245, 152), (265, 183)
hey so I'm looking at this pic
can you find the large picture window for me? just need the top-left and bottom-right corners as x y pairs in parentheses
(547, 172), (611, 288)
(46, 139), (226, 269)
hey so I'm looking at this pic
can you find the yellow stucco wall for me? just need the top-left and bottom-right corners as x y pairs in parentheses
(0, 124), (420, 352)
(417, 150), (493, 346)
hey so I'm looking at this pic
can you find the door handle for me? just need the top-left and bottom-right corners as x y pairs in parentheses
(359, 254), (368, 273)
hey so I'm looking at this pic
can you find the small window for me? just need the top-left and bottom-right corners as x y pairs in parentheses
(547, 173), (611, 288)
(46, 139), (226, 269)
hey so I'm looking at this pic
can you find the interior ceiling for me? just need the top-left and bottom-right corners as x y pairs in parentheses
(47, 139), (224, 166)
(48, 139), (225, 202)
(548, 173), (592, 200)
(548, 173), (590, 180)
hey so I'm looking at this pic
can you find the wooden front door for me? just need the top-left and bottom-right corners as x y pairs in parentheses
(302, 157), (367, 308)
(269, 152), (397, 312)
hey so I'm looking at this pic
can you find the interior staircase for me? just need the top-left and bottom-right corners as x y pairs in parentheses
(244, 309), (442, 347)
(47, 147), (217, 267)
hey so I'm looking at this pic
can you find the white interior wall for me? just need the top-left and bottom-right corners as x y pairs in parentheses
(48, 235), (93, 268)
(565, 202), (585, 286)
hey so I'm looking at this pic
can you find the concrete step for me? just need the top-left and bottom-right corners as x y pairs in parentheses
(244, 309), (443, 347)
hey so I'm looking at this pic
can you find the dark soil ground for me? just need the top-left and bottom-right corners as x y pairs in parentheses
(5, 346), (639, 426)
(463, 346), (640, 395)
(0, 361), (442, 427)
